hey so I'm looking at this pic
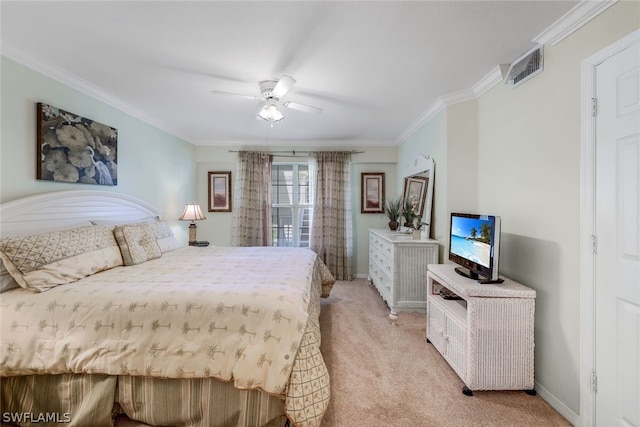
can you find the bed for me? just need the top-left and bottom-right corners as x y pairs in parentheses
(0, 190), (334, 427)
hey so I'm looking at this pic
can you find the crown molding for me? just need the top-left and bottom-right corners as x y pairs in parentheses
(396, 97), (445, 144)
(396, 71), (503, 144)
(0, 42), (196, 145)
(195, 138), (396, 147)
(533, 0), (618, 46)
(397, 0), (617, 144)
(440, 88), (477, 106)
(473, 64), (509, 98)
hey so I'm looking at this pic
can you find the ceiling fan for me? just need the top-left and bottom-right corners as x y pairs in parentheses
(211, 75), (323, 124)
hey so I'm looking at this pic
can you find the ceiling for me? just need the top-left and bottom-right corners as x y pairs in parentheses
(1, 1), (579, 146)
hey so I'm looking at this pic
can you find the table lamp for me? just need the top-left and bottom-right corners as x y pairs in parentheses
(178, 203), (206, 245)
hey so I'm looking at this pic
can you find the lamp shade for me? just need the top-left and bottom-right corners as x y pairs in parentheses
(178, 204), (206, 222)
(257, 102), (284, 123)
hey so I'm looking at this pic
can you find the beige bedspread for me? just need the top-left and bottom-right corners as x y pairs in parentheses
(0, 246), (334, 426)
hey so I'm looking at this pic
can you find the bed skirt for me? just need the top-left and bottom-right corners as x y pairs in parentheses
(1, 374), (288, 427)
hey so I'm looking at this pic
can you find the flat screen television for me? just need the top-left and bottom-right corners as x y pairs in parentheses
(448, 212), (503, 284)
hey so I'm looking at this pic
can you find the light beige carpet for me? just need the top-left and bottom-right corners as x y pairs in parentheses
(319, 279), (571, 427)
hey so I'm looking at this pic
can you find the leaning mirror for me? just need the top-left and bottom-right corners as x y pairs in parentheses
(402, 155), (435, 237)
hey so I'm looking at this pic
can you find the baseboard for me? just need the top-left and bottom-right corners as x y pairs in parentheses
(534, 381), (579, 426)
(353, 273), (369, 280)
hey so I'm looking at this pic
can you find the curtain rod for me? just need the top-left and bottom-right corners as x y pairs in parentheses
(228, 149), (364, 157)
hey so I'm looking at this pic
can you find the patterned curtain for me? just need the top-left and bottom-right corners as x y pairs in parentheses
(231, 152), (273, 246)
(310, 152), (353, 280)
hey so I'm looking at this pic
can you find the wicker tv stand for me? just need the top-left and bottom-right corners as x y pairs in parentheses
(426, 264), (536, 396)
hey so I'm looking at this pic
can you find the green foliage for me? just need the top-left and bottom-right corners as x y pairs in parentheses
(384, 197), (403, 221)
(403, 200), (416, 225)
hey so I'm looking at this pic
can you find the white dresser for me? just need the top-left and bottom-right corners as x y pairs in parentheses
(426, 263), (536, 395)
(368, 229), (439, 317)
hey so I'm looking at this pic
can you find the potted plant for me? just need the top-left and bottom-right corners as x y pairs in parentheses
(413, 215), (423, 239)
(384, 197), (403, 231)
(403, 200), (416, 228)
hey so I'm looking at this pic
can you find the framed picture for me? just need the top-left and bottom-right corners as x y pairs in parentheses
(403, 175), (429, 218)
(36, 103), (118, 186)
(361, 172), (385, 214)
(208, 171), (232, 212)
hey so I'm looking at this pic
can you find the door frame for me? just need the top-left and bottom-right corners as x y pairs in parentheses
(579, 28), (640, 427)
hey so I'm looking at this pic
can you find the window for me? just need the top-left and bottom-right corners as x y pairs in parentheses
(271, 163), (314, 247)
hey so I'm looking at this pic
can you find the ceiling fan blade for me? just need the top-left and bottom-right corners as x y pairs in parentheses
(210, 90), (259, 101)
(283, 101), (323, 114)
(271, 75), (296, 99)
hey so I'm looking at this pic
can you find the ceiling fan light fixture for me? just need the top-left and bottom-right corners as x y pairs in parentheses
(257, 102), (284, 123)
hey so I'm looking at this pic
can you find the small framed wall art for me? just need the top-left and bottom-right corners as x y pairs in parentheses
(361, 172), (385, 214)
(36, 103), (118, 186)
(403, 175), (429, 218)
(208, 171), (232, 212)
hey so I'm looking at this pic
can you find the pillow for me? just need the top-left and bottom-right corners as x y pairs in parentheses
(146, 219), (180, 253)
(0, 225), (123, 292)
(93, 217), (180, 253)
(0, 220), (94, 239)
(0, 256), (19, 293)
(114, 223), (162, 265)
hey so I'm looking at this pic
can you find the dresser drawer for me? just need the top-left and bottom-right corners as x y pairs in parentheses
(370, 234), (394, 260)
(371, 248), (394, 277)
(369, 229), (440, 315)
(369, 261), (393, 299)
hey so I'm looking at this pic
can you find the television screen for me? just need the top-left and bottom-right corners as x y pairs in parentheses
(449, 213), (502, 283)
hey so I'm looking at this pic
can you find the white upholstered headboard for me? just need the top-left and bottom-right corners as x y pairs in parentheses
(0, 190), (161, 238)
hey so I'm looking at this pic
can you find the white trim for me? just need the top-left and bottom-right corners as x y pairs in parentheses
(535, 381), (580, 426)
(396, 98), (446, 143)
(534, 0), (618, 47)
(439, 88), (476, 107)
(0, 42), (195, 145)
(396, 88), (478, 143)
(579, 28), (640, 427)
(579, 58), (597, 427)
(473, 65), (509, 97)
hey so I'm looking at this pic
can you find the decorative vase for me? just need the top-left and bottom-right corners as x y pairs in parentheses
(412, 229), (421, 240)
(388, 220), (399, 231)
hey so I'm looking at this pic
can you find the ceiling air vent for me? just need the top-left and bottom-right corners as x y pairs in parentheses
(505, 44), (543, 88)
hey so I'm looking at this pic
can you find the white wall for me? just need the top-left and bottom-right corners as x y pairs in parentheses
(193, 147), (236, 247)
(398, 1), (640, 420)
(396, 100), (480, 268)
(194, 144), (397, 276)
(0, 56), (197, 243)
(446, 101), (479, 217)
(351, 150), (398, 276)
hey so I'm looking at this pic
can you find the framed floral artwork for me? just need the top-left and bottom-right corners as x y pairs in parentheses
(208, 171), (232, 212)
(36, 103), (118, 186)
(361, 172), (385, 214)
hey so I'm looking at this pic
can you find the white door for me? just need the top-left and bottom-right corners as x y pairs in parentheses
(595, 40), (640, 427)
